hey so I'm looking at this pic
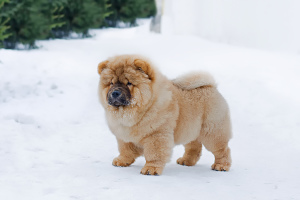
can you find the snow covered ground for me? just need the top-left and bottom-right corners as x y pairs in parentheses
(1, 22), (300, 200)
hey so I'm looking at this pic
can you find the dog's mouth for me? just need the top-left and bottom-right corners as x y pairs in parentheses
(108, 97), (130, 107)
(107, 83), (131, 108)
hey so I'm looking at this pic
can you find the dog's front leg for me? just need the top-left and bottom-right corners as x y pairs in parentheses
(112, 139), (143, 167)
(140, 133), (174, 175)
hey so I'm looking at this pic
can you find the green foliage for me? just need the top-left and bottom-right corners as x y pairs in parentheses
(39, 0), (67, 38)
(0, 0), (156, 49)
(0, 0), (11, 47)
(105, 0), (156, 27)
(1, 0), (49, 49)
(53, 0), (109, 38)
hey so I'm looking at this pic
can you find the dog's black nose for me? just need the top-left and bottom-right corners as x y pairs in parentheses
(111, 90), (121, 98)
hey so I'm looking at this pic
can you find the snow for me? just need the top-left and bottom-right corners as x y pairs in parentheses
(162, 0), (300, 53)
(1, 21), (300, 200)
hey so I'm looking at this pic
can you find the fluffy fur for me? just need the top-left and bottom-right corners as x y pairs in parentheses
(98, 55), (232, 175)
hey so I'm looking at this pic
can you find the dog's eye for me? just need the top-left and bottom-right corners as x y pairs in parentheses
(127, 82), (132, 86)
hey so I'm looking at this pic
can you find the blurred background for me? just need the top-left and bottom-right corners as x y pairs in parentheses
(0, 0), (156, 49)
(1, 0), (300, 53)
(160, 0), (300, 53)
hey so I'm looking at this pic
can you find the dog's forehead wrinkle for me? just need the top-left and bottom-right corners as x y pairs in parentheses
(111, 66), (137, 84)
(115, 66), (124, 76)
(112, 76), (118, 83)
(118, 74), (127, 83)
(123, 68), (148, 85)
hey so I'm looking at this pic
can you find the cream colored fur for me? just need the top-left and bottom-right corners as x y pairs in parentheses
(98, 55), (232, 175)
(172, 71), (217, 90)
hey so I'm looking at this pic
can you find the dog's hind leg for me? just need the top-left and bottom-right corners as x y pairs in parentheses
(177, 139), (202, 166)
(210, 144), (231, 171)
(201, 127), (232, 171)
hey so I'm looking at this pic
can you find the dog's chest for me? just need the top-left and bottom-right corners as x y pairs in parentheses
(106, 111), (144, 143)
(108, 122), (139, 143)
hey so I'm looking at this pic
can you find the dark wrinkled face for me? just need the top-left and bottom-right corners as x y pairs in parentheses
(107, 83), (131, 107)
(98, 56), (155, 110)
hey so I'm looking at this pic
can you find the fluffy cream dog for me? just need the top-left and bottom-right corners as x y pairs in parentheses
(98, 55), (232, 175)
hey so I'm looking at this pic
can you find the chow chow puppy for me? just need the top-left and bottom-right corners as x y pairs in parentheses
(98, 55), (232, 175)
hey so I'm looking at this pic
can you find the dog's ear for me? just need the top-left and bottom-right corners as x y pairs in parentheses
(134, 59), (154, 80)
(98, 60), (109, 74)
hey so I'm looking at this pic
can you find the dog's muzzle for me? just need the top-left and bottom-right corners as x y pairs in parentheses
(107, 83), (131, 107)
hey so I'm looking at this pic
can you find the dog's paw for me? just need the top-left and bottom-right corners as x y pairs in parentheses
(112, 157), (134, 167)
(211, 162), (231, 171)
(140, 166), (163, 175)
(176, 157), (197, 166)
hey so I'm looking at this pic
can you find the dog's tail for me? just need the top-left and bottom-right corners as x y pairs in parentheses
(172, 71), (217, 90)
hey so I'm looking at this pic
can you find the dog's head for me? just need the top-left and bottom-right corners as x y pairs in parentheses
(98, 55), (156, 110)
